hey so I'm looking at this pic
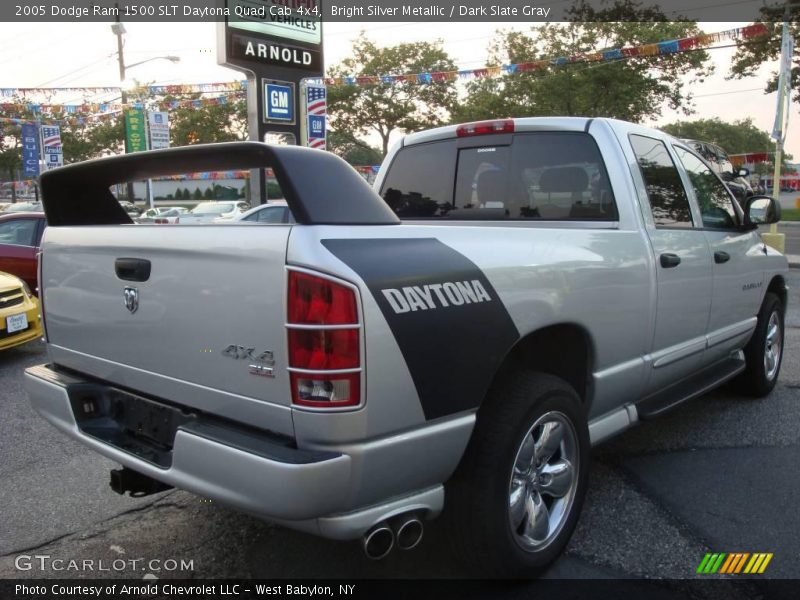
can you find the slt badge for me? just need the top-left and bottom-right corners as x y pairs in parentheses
(123, 287), (139, 314)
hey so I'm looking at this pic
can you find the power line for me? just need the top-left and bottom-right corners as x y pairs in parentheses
(692, 87), (768, 97)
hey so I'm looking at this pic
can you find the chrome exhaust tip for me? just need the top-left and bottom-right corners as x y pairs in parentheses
(362, 523), (394, 560)
(392, 514), (424, 551)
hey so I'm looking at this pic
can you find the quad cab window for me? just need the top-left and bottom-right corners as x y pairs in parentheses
(673, 146), (739, 229)
(380, 132), (618, 220)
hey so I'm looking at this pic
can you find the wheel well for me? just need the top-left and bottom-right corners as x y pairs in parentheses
(495, 324), (593, 406)
(767, 275), (787, 312)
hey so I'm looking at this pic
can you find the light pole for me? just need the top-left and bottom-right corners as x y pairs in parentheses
(112, 13), (179, 204)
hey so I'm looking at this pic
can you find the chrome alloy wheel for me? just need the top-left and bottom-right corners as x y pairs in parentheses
(508, 411), (579, 551)
(764, 310), (783, 382)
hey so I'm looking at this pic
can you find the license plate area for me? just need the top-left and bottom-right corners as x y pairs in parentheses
(69, 385), (194, 468)
(6, 312), (27, 334)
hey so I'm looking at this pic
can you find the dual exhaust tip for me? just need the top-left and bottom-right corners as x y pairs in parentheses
(362, 513), (424, 560)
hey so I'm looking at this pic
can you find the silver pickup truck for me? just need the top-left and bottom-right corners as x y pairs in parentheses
(25, 117), (787, 577)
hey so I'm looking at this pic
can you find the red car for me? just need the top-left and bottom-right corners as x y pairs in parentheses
(0, 211), (46, 294)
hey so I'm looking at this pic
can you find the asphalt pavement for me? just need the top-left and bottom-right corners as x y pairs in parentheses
(1, 273), (799, 586)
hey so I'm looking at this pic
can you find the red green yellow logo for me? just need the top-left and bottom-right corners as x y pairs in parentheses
(697, 552), (773, 575)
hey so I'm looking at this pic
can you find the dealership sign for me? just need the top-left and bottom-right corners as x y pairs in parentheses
(124, 109), (148, 153)
(20, 123), (40, 178)
(148, 111), (170, 150)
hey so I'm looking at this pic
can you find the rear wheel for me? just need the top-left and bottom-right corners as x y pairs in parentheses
(445, 372), (589, 578)
(737, 292), (784, 397)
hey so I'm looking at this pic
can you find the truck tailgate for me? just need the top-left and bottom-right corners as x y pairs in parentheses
(41, 224), (294, 434)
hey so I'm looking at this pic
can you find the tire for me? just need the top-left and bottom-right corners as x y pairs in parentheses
(444, 371), (590, 578)
(737, 292), (784, 397)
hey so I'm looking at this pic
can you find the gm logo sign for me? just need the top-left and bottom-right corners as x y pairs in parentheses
(264, 80), (295, 124)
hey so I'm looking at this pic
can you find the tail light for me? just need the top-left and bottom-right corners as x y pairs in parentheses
(175, 217), (180, 224)
(155, 218), (167, 224)
(287, 270), (361, 408)
(456, 119), (515, 137)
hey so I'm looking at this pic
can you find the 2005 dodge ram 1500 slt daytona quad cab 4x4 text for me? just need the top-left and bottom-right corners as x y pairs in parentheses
(25, 117), (787, 577)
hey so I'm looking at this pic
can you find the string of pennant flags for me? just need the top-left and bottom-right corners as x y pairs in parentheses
(0, 93), (246, 126)
(0, 80), (248, 98)
(0, 23), (771, 123)
(322, 23), (769, 86)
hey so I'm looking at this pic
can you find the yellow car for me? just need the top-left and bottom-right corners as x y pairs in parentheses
(0, 271), (42, 350)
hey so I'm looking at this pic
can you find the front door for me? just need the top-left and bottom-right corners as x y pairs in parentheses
(629, 134), (713, 393)
(672, 145), (765, 363)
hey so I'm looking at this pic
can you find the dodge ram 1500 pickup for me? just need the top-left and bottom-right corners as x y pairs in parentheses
(25, 117), (787, 577)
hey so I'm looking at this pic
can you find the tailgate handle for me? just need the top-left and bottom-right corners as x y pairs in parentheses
(115, 258), (151, 282)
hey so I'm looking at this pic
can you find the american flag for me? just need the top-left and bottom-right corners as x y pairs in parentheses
(306, 86), (326, 149)
(41, 126), (62, 148)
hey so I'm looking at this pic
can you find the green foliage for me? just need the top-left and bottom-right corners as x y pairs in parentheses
(660, 118), (791, 170)
(203, 187), (214, 199)
(167, 95), (247, 145)
(327, 129), (383, 165)
(327, 35), (458, 156)
(455, 1), (712, 124)
(266, 181), (282, 199)
(192, 187), (203, 200)
(660, 118), (776, 154)
(729, 12), (800, 104)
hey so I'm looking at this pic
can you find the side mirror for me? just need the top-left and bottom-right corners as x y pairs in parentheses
(745, 195), (781, 226)
(736, 167), (750, 178)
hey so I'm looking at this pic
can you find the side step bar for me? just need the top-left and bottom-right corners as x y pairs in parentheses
(636, 352), (746, 420)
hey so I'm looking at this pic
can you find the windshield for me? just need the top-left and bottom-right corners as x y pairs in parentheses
(190, 204), (233, 215)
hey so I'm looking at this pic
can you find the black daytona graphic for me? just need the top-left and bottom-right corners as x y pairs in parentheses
(322, 238), (519, 420)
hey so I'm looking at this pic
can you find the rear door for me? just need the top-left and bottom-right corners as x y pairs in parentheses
(628, 134), (713, 393)
(672, 144), (765, 362)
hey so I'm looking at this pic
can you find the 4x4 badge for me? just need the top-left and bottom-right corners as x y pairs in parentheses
(123, 287), (139, 314)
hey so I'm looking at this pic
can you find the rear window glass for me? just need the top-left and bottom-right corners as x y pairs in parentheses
(380, 132), (617, 220)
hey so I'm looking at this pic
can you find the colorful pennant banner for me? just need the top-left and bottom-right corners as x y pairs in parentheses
(0, 81), (248, 97)
(322, 24), (769, 86)
(0, 93), (245, 123)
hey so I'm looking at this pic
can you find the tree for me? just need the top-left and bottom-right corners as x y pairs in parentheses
(167, 95), (247, 146)
(203, 187), (214, 199)
(192, 187), (203, 200)
(455, 1), (712, 124)
(660, 117), (791, 173)
(660, 118), (778, 155)
(327, 129), (383, 165)
(327, 35), (459, 156)
(729, 8), (800, 104)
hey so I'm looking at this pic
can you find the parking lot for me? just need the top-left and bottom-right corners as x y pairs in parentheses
(1, 272), (799, 585)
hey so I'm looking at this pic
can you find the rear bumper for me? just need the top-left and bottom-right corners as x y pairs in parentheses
(24, 364), (468, 538)
(24, 364), (353, 521)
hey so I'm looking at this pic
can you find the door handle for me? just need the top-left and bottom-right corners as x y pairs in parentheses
(115, 258), (151, 282)
(660, 253), (681, 268)
(714, 251), (731, 264)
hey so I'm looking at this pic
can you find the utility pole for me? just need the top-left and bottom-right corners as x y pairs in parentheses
(763, 10), (793, 253)
(113, 5), (136, 204)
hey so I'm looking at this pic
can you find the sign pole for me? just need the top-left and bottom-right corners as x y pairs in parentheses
(217, 0), (324, 206)
(764, 17), (792, 253)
